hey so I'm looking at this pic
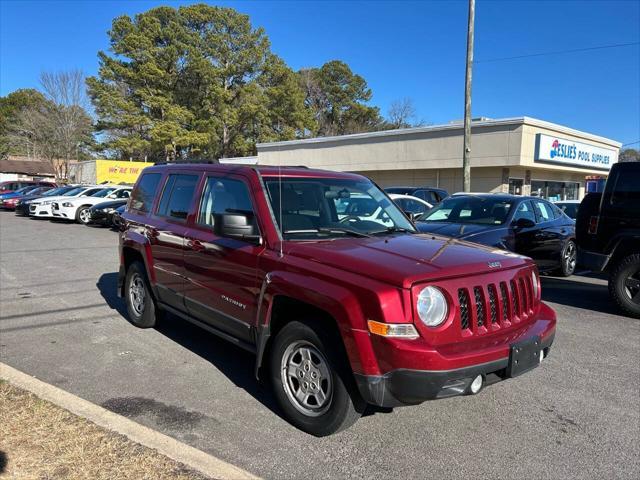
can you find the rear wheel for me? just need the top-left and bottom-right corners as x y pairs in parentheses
(269, 321), (364, 436)
(556, 240), (577, 277)
(76, 206), (91, 224)
(124, 261), (158, 328)
(609, 254), (640, 318)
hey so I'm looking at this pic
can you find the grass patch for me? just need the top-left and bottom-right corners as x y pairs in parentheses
(0, 381), (211, 479)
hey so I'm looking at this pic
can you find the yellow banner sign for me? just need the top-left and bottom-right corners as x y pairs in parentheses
(95, 160), (151, 184)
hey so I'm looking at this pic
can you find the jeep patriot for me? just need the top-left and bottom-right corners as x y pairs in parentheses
(118, 164), (556, 436)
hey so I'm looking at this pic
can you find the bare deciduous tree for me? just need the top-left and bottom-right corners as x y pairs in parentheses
(387, 98), (418, 129)
(6, 70), (93, 180)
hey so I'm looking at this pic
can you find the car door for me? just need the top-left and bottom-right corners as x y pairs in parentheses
(150, 172), (201, 311)
(530, 199), (565, 269)
(183, 174), (264, 343)
(512, 200), (541, 260)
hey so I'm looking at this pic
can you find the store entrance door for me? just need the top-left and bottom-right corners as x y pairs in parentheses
(509, 178), (524, 195)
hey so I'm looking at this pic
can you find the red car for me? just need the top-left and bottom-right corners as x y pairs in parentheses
(0, 180), (56, 195)
(118, 164), (556, 436)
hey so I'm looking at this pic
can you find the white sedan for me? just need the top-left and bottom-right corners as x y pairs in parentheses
(28, 185), (103, 218)
(388, 194), (433, 220)
(51, 186), (131, 224)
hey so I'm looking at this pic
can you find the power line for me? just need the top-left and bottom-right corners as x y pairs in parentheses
(477, 41), (639, 63)
(621, 140), (640, 147)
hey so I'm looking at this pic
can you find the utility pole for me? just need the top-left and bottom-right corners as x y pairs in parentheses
(462, 0), (475, 192)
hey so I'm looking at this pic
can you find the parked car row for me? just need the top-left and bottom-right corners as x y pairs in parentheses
(1, 183), (131, 228)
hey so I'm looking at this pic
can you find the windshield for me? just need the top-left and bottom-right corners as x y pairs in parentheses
(43, 187), (69, 196)
(419, 195), (513, 225)
(63, 187), (87, 196)
(90, 188), (116, 198)
(265, 177), (415, 239)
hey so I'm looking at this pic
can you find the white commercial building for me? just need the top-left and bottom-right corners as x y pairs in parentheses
(246, 117), (620, 201)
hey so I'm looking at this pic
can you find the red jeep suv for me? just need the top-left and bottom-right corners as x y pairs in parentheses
(118, 164), (556, 436)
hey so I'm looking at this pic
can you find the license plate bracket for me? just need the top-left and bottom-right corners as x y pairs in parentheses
(507, 336), (541, 377)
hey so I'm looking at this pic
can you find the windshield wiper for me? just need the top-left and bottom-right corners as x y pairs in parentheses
(372, 226), (414, 235)
(283, 228), (371, 238)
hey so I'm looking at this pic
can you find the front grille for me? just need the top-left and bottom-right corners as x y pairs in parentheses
(458, 288), (470, 330)
(474, 287), (485, 327)
(451, 271), (536, 335)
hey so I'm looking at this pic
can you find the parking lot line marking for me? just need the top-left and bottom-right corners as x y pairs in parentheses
(0, 362), (261, 480)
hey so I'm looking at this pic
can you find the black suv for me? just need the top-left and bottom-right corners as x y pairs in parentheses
(384, 186), (448, 205)
(576, 162), (640, 317)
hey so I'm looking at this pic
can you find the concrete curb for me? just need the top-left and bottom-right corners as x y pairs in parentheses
(0, 362), (261, 480)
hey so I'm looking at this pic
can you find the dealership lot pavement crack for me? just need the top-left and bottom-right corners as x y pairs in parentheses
(1, 213), (638, 479)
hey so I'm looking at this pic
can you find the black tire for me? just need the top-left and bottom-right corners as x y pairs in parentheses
(608, 254), (640, 318)
(124, 261), (158, 328)
(556, 240), (577, 277)
(269, 320), (365, 436)
(76, 206), (91, 224)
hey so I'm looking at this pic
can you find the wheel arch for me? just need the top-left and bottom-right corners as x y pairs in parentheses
(254, 272), (377, 383)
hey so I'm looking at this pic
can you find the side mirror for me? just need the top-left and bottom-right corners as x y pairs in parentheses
(215, 213), (262, 244)
(513, 218), (535, 229)
(107, 194), (117, 199)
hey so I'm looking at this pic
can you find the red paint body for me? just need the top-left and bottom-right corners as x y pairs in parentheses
(120, 164), (556, 382)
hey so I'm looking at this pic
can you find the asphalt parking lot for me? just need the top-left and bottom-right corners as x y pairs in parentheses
(1, 212), (638, 479)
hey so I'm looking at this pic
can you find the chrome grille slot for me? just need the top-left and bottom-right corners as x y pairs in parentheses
(500, 282), (510, 323)
(488, 284), (498, 324)
(510, 279), (520, 319)
(473, 287), (485, 327)
(458, 288), (470, 330)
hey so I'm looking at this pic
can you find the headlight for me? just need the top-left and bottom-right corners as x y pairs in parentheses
(62, 202), (73, 207)
(104, 208), (115, 213)
(416, 286), (448, 327)
(532, 270), (539, 299)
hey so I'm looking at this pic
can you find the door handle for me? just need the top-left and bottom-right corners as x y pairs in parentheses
(186, 239), (205, 252)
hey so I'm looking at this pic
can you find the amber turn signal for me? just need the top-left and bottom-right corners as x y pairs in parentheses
(367, 320), (419, 339)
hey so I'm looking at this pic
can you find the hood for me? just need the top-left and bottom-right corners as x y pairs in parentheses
(414, 221), (505, 239)
(284, 233), (529, 289)
(91, 199), (127, 210)
(30, 195), (72, 204)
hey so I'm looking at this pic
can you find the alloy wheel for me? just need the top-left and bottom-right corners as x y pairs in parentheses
(128, 273), (146, 316)
(79, 208), (91, 224)
(564, 242), (576, 274)
(281, 341), (333, 417)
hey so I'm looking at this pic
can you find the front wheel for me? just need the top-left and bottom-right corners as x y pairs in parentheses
(609, 254), (640, 318)
(269, 321), (364, 436)
(557, 240), (577, 277)
(76, 206), (91, 224)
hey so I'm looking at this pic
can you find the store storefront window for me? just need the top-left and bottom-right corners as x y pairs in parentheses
(530, 180), (580, 201)
(509, 178), (523, 195)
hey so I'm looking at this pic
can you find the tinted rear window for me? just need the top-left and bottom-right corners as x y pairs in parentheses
(157, 174), (199, 220)
(130, 173), (162, 213)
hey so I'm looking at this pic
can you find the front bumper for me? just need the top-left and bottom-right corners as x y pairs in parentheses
(355, 332), (554, 407)
(52, 204), (76, 219)
(89, 209), (114, 225)
(30, 204), (54, 217)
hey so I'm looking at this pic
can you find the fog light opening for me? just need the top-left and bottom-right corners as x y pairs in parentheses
(469, 375), (483, 395)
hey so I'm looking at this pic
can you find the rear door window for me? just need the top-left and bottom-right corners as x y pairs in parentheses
(610, 172), (640, 207)
(157, 174), (199, 221)
(533, 200), (553, 223)
(130, 173), (161, 213)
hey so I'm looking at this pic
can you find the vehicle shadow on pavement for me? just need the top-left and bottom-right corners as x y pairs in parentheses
(541, 275), (620, 316)
(96, 272), (391, 422)
(96, 272), (283, 419)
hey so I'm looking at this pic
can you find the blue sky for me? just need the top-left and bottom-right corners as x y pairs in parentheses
(1, 0), (639, 146)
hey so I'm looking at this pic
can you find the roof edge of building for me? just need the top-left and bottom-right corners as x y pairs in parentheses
(257, 116), (621, 150)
